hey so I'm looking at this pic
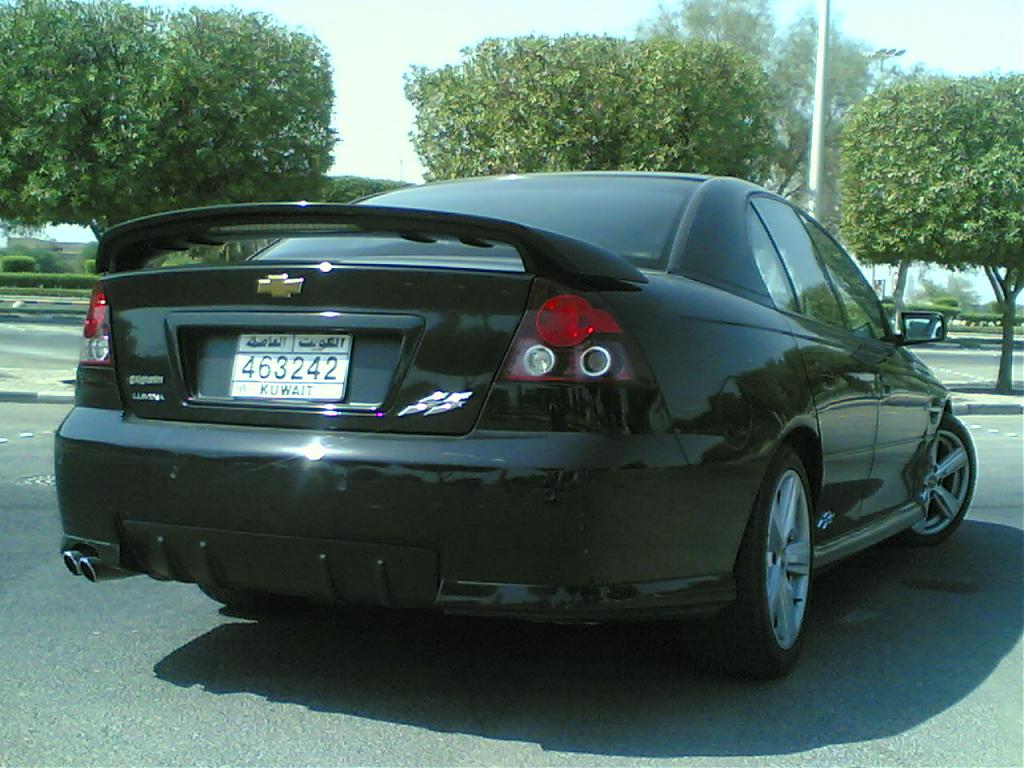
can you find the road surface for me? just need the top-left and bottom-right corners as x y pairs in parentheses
(0, 403), (1020, 766)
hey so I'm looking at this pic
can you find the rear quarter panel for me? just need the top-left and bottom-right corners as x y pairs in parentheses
(606, 274), (816, 561)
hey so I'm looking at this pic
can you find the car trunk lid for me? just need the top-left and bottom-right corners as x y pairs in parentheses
(104, 263), (533, 435)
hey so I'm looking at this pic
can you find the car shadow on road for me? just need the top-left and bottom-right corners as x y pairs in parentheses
(154, 520), (1022, 758)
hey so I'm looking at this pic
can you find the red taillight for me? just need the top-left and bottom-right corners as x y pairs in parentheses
(80, 284), (112, 365)
(534, 294), (621, 347)
(500, 281), (650, 384)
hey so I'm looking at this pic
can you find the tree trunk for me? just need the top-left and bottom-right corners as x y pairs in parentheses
(985, 265), (1021, 396)
(995, 299), (1016, 394)
(892, 258), (911, 315)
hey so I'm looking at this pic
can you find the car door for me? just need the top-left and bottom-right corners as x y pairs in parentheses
(750, 198), (880, 539)
(798, 215), (923, 521)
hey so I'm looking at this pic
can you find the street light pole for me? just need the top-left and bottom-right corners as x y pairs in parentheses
(870, 47), (906, 88)
(807, 0), (830, 220)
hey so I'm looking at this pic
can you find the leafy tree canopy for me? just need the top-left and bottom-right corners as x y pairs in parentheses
(0, 0), (336, 229)
(841, 74), (1024, 391)
(405, 34), (774, 182)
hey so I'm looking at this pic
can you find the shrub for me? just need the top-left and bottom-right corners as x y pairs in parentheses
(881, 300), (962, 325)
(0, 272), (96, 289)
(33, 252), (68, 273)
(320, 175), (410, 202)
(907, 302), (961, 323)
(1, 254), (37, 272)
(0, 285), (91, 297)
(959, 312), (1024, 328)
(83, 259), (96, 274)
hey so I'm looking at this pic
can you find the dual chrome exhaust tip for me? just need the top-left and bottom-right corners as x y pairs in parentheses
(61, 549), (132, 582)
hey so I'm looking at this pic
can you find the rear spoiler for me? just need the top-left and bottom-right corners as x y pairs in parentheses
(97, 203), (647, 287)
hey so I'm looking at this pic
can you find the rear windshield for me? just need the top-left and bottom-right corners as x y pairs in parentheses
(368, 175), (700, 271)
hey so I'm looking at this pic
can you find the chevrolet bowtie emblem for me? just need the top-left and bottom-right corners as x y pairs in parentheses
(257, 273), (304, 298)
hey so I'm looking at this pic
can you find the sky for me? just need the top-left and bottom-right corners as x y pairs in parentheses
(35, 0), (1024, 301)
(149, 0), (1020, 185)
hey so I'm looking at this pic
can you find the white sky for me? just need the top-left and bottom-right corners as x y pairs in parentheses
(166, 0), (1023, 184)
(37, 0), (1024, 302)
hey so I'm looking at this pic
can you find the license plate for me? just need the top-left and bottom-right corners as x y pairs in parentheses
(229, 333), (351, 401)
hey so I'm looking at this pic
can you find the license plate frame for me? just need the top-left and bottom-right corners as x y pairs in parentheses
(229, 332), (352, 401)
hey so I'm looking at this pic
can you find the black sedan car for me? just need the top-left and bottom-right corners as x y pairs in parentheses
(56, 172), (975, 677)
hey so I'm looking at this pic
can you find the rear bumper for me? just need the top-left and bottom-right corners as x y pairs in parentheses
(56, 407), (744, 621)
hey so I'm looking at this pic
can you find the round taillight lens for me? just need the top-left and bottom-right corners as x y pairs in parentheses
(580, 345), (613, 377)
(535, 294), (595, 347)
(523, 344), (556, 376)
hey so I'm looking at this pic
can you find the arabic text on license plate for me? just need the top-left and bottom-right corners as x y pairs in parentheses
(229, 333), (351, 401)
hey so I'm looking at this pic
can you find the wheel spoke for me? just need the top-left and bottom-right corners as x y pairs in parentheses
(769, 509), (786, 552)
(775, 577), (794, 644)
(766, 563), (783, 620)
(935, 447), (967, 480)
(785, 541), (811, 575)
(778, 476), (797, 540)
(933, 486), (960, 520)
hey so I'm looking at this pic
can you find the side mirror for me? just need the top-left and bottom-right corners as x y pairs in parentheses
(898, 311), (946, 345)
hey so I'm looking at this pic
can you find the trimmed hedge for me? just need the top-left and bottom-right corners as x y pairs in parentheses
(957, 312), (1024, 328)
(881, 300), (962, 323)
(0, 272), (96, 289)
(320, 174), (410, 202)
(0, 286), (91, 297)
(1, 255), (37, 273)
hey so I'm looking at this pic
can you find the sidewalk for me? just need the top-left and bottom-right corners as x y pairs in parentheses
(946, 384), (1023, 416)
(0, 369), (75, 404)
(942, 332), (1024, 351)
(0, 294), (88, 322)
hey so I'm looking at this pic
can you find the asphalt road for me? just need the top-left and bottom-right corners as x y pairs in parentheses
(913, 347), (1024, 388)
(0, 320), (80, 373)
(0, 403), (1021, 766)
(1, 316), (1022, 391)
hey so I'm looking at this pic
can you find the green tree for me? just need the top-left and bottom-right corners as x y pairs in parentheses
(405, 35), (774, 181)
(841, 75), (1024, 393)
(638, 0), (875, 230)
(0, 0), (335, 229)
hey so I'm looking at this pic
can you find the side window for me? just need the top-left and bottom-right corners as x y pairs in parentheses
(750, 197), (845, 328)
(801, 218), (887, 339)
(747, 206), (798, 312)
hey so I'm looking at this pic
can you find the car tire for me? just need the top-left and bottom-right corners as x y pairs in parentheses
(708, 445), (814, 679)
(896, 411), (976, 547)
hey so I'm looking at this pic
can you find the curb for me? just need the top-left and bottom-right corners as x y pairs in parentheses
(0, 306), (86, 318)
(952, 401), (1024, 416)
(0, 390), (74, 405)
